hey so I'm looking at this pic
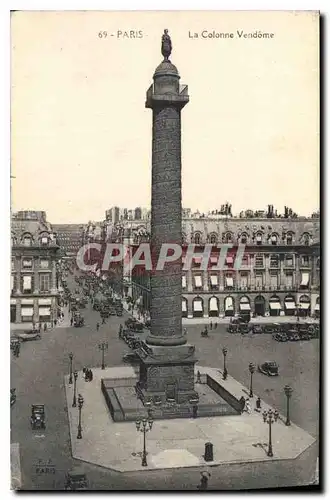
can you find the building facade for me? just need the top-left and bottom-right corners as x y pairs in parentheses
(11, 212), (60, 324)
(52, 224), (84, 257)
(100, 213), (320, 319)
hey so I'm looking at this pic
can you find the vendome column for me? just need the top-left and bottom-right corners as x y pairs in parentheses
(136, 31), (197, 406)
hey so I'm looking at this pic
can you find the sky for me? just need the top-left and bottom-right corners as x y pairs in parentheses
(11, 10), (319, 223)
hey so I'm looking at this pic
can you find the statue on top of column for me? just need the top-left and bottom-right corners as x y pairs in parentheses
(161, 29), (172, 61)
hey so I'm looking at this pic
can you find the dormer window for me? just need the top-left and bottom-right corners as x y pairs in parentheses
(210, 233), (217, 245)
(271, 234), (278, 246)
(240, 233), (248, 244)
(41, 236), (49, 245)
(256, 233), (263, 245)
(194, 233), (201, 245)
(224, 232), (233, 244)
(303, 233), (311, 246)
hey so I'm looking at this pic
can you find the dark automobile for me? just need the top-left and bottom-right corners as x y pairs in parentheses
(18, 330), (41, 342)
(122, 352), (140, 364)
(64, 469), (88, 490)
(252, 325), (263, 334)
(258, 361), (279, 376)
(273, 332), (288, 342)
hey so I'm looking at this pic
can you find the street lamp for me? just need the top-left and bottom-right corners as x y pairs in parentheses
(77, 394), (84, 439)
(222, 348), (228, 380)
(98, 341), (108, 370)
(248, 362), (255, 398)
(262, 408), (279, 457)
(72, 371), (78, 407)
(136, 416), (153, 467)
(284, 385), (293, 426)
(68, 352), (73, 385)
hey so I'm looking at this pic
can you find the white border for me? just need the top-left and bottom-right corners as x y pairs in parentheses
(1, 2), (327, 499)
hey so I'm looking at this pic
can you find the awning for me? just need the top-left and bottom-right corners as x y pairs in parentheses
(226, 256), (234, 265)
(210, 275), (218, 286)
(38, 299), (52, 305)
(182, 276), (187, 288)
(284, 302), (296, 310)
(314, 304), (320, 311)
(193, 300), (203, 312)
(240, 303), (251, 311)
(23, 276), (32, 290)
(39, 307), (51, 316)
(21, 299), (34, 305)
(226, 277), (234, 287)
(21, 307), (34, 316)
(194, 275), (202, 287)
(182, 300), (187, 312)
(225, 297), (234, 310)
(210, 256), (218, 264)
(269, 302), (282, 310)
(301, 273), (310, 286)
(299, 303), (310, 310)
(209, 297), (218, 311)
(10, 299), (16, 305)
(193, 257), (202, 264)
(11, 275), (14, 290)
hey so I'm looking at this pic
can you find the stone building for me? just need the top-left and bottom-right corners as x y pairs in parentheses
(52, 224), (84, 257)
(11, 211), (60, 324)
(106, 213), (320, 319)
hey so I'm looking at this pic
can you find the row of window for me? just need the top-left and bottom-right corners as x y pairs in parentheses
(11, 234), (52, 247)
(184, 254), (317, 268)
(11, 274), (51, 293)
(11, 258), (51, 270)
(190, 231), (313, 246)
(182, 271), (311, 290)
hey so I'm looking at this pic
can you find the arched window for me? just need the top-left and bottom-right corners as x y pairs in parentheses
(194, 233), (201, 245)
(224, 232), (233, 244)
(271, 233), (278, 246)
(302, 233), (311, 246)
(256, 232), (263, 245)
(22, 234), (32, 247)
(240, 232), (248, 244)
(286, 232), (294, 245)
(210, 233), (218, 245)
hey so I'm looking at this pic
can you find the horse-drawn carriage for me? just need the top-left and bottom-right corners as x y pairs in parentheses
(30, 404), (46, 430)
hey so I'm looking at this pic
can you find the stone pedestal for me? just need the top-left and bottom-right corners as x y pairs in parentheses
(136, 344), (197, 405)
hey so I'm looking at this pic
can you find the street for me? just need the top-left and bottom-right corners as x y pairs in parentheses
(11, 271), (319, 490)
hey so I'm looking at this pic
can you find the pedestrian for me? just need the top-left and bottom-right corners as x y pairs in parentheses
(255, 397), (261, 412)
(214, 322), (218, 329)
(43, 323), (47, 332)
(96, 322), (100, 331)
(244, 398), (251, 414)
(210, 321), (213, 330)
(70, 317), (73, 327)
(54, 318), (58, 327)
(102, 317), (106, 325)
(51, 319), (54, 328)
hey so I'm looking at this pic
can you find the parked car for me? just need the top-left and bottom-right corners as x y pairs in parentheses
(252, 325), (263, 334)
(122, 352), (140, 364)
(258, 361), (279, 376)
(17, 330), (41, 342)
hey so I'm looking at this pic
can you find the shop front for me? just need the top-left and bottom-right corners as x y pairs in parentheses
(192, 297), (204, 318)
(284, 296), (296, 316)
(21, 299), (34, 323)
(208, 296), (219, 317)
(224, 296), (234, 317)
(269, 295), (282, 317)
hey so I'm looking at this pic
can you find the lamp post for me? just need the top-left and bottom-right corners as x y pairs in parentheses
(248, 362), (255, 398)
(135, 416), (153, 466)
(72, 371), (78, 407)
(68, 352), (73, 385)
(262, 408), (279, 457)
(77, 394), (84, 439)
(222, 348), (228, 380)
(284, 385), (293, 426)
(98, 341), (108, 370)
